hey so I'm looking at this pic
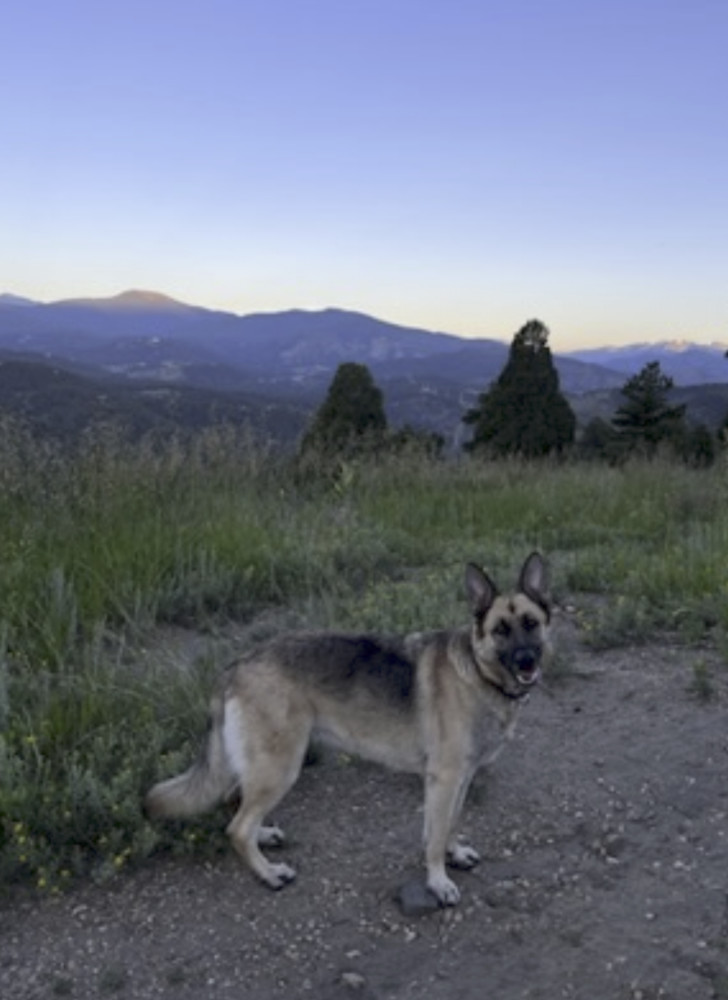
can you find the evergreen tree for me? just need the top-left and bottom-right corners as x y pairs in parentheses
(388, 424), (445, 458)
(678, 422), (716, 468)
(720, 353), (728, 443)
(720, 411), (728, 449)
(300, 362), (387, 458)
(578, 416), (621, 463)
(611, 361), (686, 457)
(463, 319), (575, 458)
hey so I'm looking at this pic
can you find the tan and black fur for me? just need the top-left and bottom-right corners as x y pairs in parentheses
(145, 552), (551, 906)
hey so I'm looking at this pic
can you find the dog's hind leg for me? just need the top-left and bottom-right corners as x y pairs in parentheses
(257, 824), (285, 847)
(226, 737), (308, 889)
(446, 836), (480, 870)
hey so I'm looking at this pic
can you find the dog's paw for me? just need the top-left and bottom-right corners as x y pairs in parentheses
(258, 825), (285, 848)
(447, 843), (480, 871)
(264, 862), (296, 890)
(426, 872), (461, 907)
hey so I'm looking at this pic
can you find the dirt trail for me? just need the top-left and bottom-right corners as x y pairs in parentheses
(2, 631), (728, 1000)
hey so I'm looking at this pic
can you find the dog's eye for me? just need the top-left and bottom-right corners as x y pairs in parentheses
(493, 620), (512, 638)
(521, 614), (539, 632)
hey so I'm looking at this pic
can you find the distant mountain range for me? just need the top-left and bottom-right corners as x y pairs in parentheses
(1, 290), (727, 445)
(566, 342), (728, 388)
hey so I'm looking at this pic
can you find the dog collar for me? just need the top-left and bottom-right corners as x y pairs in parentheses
(485, 677), (531, 702)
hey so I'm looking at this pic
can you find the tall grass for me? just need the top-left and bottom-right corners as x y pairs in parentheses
(1, 417), (727, 891)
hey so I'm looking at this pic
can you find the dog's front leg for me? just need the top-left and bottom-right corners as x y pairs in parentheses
(423, 764), (472, 906)
(444, 768), (480, 871)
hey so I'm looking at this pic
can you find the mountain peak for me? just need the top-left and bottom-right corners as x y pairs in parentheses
(0, 293), (37, 307)
(56, 290), (195, 311)
(112, 290), (193, 310)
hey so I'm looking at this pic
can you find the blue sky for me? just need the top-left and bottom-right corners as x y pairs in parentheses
(2, 0), (726, 349)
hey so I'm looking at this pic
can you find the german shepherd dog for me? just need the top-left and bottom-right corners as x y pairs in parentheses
(145, 552), (551, 906)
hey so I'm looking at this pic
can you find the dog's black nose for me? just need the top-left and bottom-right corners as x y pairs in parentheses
(513, 648), (537, 671)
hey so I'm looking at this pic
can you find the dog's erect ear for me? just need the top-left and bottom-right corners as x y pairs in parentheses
(465, 563), (498, 618)
(518, 552), (549, 608)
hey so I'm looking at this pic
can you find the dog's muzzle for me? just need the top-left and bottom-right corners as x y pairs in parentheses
(511, 648), (541, 688)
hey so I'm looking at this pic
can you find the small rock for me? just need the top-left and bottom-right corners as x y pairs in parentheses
(341, 970), (367, 989)
(395, 879), (441, 917)
(604, 832), (627, 858)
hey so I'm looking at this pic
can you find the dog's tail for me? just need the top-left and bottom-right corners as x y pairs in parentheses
(144, 693), (235, 820)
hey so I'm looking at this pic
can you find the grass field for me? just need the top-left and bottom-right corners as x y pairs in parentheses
(1, 419), (727, 891)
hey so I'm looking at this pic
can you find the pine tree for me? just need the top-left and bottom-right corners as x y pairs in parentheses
(578, 417), (620, 463)
(611, 361), (686, 457)
(679, 422), (716, 468)
(300, 362), (387, 458)
(463, 319), (575, 458)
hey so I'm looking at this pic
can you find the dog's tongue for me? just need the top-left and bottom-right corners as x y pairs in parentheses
(517, 665), (539, 686)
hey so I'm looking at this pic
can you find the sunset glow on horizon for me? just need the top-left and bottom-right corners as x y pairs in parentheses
(2, 0), (726, 351)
